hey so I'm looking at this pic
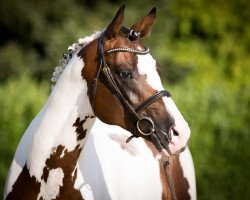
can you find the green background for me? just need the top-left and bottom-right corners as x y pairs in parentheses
(0, 0), (249, 199)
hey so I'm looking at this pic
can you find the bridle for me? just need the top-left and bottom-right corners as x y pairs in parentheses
(92, 29), (177, 200)
(92, 30), (173, 148)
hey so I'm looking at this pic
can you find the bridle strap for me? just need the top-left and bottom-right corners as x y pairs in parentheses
(91, 61), (102, 115)
(95, 32), (159, 121)
(135, 90), (171, 113)
(163, 158), (177, 200)
(94, 31), (172, 139)
(102, 66), (141, 121)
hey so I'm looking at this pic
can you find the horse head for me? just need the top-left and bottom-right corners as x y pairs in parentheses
(80, 5), (190, 157)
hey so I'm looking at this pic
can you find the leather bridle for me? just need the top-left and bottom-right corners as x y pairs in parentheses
(91, 31), (174, 151)
(92, 30), (178, 200)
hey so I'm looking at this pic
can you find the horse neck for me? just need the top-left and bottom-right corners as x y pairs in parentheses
(27, 53), (96, 180)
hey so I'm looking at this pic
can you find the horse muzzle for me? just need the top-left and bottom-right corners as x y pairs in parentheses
(161, 124), (191, 157)
(134, 116), (191, 157)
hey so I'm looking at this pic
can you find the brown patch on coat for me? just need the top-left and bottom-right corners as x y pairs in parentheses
(41, 166), (50, 183)
(41, 144), (84, 200)
(73, 116), (89, 141)
(77, 24), (153, 115)
(170, 156), (191, 200)
(78, 38), (134, 130)
(6, 165), (41, 200)
(143, 141), (170, 200)
(144, 140), (191, 200)
(6, 121), (87, 200)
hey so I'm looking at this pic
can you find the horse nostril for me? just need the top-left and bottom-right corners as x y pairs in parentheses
(167, 126), (181, 140)
(173, 129), (179, 136)
(170, 126), (182, 139)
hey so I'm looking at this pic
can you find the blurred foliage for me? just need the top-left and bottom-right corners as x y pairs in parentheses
(0, 75), (48, 196)
(0, 0), (249, 199)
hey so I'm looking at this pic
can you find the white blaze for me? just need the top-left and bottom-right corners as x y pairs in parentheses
(137, 54), (190, 154)
(137, 54), (164, 91)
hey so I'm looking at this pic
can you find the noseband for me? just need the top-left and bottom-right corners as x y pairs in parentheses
(92, 30), (172, 151)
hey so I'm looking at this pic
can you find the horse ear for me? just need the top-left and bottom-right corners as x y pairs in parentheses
(130, 7), (156, 38)
(104, 4), (125, 40)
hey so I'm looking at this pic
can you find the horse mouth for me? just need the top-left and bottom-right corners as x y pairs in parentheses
(161, 144), (188, 158)
(150, 125), (190, 157)
(161, 132), (190, 157)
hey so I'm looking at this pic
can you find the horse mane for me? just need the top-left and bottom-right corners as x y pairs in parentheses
(50, 31), (102, 89)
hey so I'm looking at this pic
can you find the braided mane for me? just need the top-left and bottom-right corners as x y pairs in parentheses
(51, 31), (101, 89)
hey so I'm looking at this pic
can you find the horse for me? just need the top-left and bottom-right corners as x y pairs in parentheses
(4, 5), (195, 200)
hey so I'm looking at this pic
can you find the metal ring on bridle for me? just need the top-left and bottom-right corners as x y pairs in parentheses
(136, 117), (155, 136)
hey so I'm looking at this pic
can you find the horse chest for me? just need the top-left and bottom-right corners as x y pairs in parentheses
(77, 128), (163, 200)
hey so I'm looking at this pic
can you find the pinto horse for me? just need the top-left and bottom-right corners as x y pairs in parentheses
(4, 5), (196, 200)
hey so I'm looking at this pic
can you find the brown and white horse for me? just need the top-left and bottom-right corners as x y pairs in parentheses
(4, 5), (196, 200)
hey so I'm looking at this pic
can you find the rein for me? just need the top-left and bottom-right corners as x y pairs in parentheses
(163, 158), (177, 200)
(92, 30), (177, 199)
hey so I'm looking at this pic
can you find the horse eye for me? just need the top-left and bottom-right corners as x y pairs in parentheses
(119, 70), (132, 79)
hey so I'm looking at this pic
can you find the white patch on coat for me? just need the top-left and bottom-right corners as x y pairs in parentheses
(27, 55), (94, 181)
(137, 54), (164, 91)
(77, 117), (95, 149)
(162, 97), (191, 153)
(78, 119), (163, 200)
(179, 148), (197, 200)
(137, 53), (190, 154)
(38, 168), (64, 200)
(5, 31), (99, 196)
